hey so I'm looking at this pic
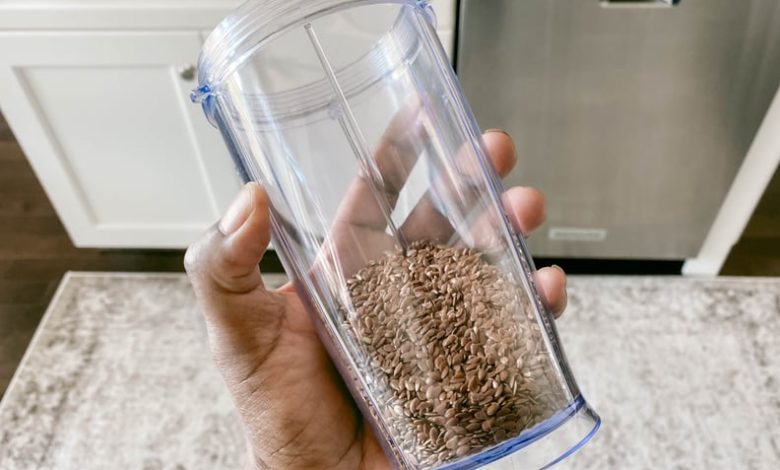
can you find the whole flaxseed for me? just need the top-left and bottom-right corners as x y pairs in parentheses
(342, 241), (569, 468)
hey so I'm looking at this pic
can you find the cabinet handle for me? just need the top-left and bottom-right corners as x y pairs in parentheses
(178, 65), (196, 81)
(600, 0), (679, 6)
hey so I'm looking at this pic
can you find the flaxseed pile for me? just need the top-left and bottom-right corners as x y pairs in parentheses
(344, 241), (568, 467)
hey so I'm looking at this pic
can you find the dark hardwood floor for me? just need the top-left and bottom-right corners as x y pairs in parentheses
(722, 166), (780, 275)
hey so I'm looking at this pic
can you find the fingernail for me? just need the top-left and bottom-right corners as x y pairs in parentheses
(219, 184), (254, 235)
(485, 128), (517, 154)
(485, 128), (511, 137)
(551, 264), (567, 285)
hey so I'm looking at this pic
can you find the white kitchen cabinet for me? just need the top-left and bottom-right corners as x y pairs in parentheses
(0, 32), (239, 248)
(0, 0), (455, 249)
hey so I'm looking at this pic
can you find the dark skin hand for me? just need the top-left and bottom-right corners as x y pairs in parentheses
(184, 129), (568, 469)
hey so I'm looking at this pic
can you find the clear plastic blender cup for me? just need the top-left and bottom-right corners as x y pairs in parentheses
(192, 1), (600, 468)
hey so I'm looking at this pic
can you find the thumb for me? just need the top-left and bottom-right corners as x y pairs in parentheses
(185, 183), (283, 353)
(186, 182), (270, 294)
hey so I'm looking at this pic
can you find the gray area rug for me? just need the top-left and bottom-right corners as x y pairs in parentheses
(0, 273), (778, 469)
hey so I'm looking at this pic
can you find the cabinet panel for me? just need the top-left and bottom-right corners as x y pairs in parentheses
(21, 66), (214, 226)
(0, 32), (239, 247)
(0, 1), (240, 30)
(0, 1), (456, 249)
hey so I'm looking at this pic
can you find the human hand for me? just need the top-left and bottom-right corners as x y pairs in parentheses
(184, 129), (567, 469)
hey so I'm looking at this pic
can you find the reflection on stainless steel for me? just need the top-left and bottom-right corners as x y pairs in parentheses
(458, 0), (780, 259)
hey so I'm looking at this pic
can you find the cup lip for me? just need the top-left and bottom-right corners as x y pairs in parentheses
(195, 0), (426, 99)
(197, 6), (425, 126)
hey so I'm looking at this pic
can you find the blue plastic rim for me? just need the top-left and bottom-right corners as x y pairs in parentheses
(435, 395), (600, 470)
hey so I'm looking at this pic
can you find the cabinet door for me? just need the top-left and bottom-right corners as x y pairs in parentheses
(0, 32), (240, 248)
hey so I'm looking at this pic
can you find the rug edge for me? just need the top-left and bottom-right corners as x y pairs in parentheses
(0, 272), (75, 412)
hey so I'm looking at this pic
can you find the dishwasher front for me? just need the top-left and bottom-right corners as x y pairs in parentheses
(457, 0), (780, 259)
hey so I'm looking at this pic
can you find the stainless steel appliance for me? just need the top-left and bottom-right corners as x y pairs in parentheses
(458, 0), (780, 259)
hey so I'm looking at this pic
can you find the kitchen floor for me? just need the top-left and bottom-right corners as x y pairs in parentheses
(722, 166), (780, 275)
(0, 116), (186, 397)
(1, 111), (779, 398)
(3, 273), (778, 469)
